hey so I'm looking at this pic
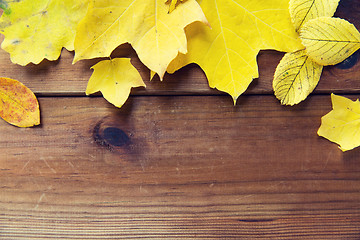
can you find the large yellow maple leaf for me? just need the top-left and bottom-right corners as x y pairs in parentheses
(73, 0), (208, 80)
(0, 0), (88, 65)
(168, 0), (303, 102)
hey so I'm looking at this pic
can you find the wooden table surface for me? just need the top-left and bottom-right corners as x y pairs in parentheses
(1, 1), (360, 239)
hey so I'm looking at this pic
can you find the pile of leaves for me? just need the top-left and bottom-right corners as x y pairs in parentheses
(0, 0), (360, 151)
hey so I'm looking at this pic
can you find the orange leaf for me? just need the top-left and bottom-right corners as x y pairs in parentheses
(0, 77), (40, 127)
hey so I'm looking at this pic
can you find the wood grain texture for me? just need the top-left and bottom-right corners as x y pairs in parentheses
(1, 1), (360, 239)
(1, 96), (360, 239)
(1, 44), (359, 97)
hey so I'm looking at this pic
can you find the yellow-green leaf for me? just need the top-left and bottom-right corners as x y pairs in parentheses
(0, 77), (40, 127)
(0, 0), (88, 66)
(318, 94), (360, 151)
(273, 49), (323, 105)
(86, 58), (146, 108)
(289, 0), (340, 32)
(300, 17), (360, 66)
(167, 0), (303, 103)
(73, 0), (208, 80)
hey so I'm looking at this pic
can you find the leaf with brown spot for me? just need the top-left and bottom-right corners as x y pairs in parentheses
(0, 77), (40, 127)
(273, 49), (323, 105)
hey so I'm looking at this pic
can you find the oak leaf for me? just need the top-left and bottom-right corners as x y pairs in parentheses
(300, 17), (360, 66)
(0, 77), (40, 127)
(73, 0), (208, 80)
(0, 0), (88, 65)
(273, 49), (323, 105)
(318, 94), (360, 151)
(289, 0), (340, 32)
(86, 58), (145, 108)
(167, 0), (303, 102)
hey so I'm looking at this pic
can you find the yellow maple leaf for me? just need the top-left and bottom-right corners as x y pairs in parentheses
(273, 50), (323, 105)
(86, 58), (146, 108)
(168, 0), (303, 103)
(300, 17), (360, 66)
(73, 0), (208, 80)
(0, 77), (40, 127)
(318, 94), (360, 151)
(0, 0), (88, 66)
(289, 0), (340, 32)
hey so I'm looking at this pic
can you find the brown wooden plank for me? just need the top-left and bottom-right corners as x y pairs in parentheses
(0, 2), (359, 97)
(1, 42), (359, 97)
(1, 95), (360, 239)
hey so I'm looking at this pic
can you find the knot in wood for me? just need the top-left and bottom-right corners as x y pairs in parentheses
(102, 127), (130, 147)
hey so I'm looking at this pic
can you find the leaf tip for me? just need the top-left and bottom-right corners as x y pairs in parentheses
(72, 55), (80, 65)
(232, 96), (238, 106)
(339, 146), (349, 152)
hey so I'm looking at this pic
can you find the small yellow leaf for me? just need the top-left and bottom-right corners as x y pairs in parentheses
(0, 77), (40, 127)
(300, 17), (360, 66)
(86, 58), (146, 108)
(0, 0), (88, 65)
(318, 94), (360, 151)
(74, 0), (208, 80)
(273, 49), (323, 105)
(289, 0), (340, 32)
